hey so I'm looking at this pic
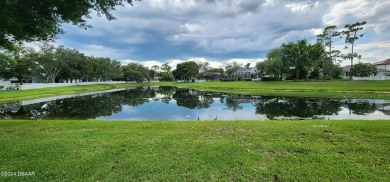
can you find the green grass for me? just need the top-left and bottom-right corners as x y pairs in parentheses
(0, 84), (131, 103)
(0, 120), (389, 181)
(1, 80), (390, 103)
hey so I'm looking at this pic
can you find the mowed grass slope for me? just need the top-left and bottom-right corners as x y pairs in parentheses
(175, 80), (390, 92)
(0, 120), (389, 181)
(0, 84), (130, 103)
(1, 80), (390, 103)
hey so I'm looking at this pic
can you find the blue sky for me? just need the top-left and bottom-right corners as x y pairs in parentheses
(30, 0), (390, 68)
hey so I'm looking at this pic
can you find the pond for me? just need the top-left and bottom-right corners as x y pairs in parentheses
(1, 86), (389, 120)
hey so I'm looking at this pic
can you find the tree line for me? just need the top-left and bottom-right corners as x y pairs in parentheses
(0, 44), (227, 84)
(0, 44), (152, 84)
(256, 21), (377, 80)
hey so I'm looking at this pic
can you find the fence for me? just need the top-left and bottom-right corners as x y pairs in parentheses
(345, 76), (390, 80)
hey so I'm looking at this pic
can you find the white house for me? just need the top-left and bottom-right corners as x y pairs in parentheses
(231, 67), (259, 79)
(373, 58), (390, 71)
(342, 59), (390, 80)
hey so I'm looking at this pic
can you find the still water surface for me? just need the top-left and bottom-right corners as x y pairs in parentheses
(1, 86), (389, 120)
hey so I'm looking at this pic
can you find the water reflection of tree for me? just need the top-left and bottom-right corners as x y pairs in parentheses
(0, 87), (157, 119)
(122, 87), (156, 107)
(255, 97), (343, 119)
(2, 87), (387, 120)
(225, 98), (243, 111)
(346, 102), (376, 115)
(156, 86), (176, 104)
(197, 94), (214, 109)
(0, 93), (124, 119)
(172, 89), (214, 109)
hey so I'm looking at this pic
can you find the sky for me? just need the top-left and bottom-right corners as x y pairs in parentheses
(35, 0), (390, 68)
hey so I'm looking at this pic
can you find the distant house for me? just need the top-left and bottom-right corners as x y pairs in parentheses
(231, 67), (259, 79)
(4, 74), (47, 84)
(373, 58), (390, 71)
(9, 77), (19, 83)
(208, 73), (221, 81)
(342, 61), (390, 80)
(32, 74), (46, 83)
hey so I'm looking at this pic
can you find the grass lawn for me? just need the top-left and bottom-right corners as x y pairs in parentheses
(1, 80), (390, 103)
(0, 120), (389, 181)
(0, 84), (129, 103)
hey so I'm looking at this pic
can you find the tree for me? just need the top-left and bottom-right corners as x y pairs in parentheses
(160, 63), (172, 73)
(36, 44), (64, 83)
(149, 69), (156, 79)
(281, 39), (325, 80)
(0, 0), (139, 50)
(244, 63), (251, 68)
(257, 48), (286, 80)
(159, 72), (175, 82)
(322, 59), (342, 79)
(266, 48), (283, 60)
(5, 45), (37, 84)
(203, 67), (224, 81)
(225, 61), (240, 78)
(308, 43), (327, 79)
(196, 61), (210, 79)
(172, 61), (199, 81)
(151, 65), (160, 72)
(316, 25), (341, 62)
(56, 46), (86, 82)
(341, 21), (366, 79)
(350, 62), (378, 77)
(256, 57), (283, 80)
(122, 63), (150, 82)
(0, 53), (12, 79)
(208, 68), (224, 75)
(316, 25), (344, 79)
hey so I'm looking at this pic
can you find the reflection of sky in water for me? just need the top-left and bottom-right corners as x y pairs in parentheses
(97, 100), (268, 121)
(97, 100), (389, 121)
(325, 107), (390, 120)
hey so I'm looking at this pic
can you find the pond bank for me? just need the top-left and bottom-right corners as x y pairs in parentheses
(1, 80), (390, 103)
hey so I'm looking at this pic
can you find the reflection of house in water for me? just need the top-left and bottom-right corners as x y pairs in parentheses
(377, 106), (390, 115)
(0, 102), (22, 113)
(344, 99), (390, 115)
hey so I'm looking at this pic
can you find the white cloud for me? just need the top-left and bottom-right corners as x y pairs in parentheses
(285, 1), (319, 13)
(119, 57), (264, 69)
(354, 41), (390, 63)
(47, 0), (390, 66)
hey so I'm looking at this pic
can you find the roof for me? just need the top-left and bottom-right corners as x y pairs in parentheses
(342, 65), (389, 72)
(235, 67), (257, 73)
(9, 77), (19, 81)
(373, 58), (390, 65)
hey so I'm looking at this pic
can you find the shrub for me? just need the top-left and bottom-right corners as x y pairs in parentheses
(220, 78), (235, 82)
(260, 77), (278, 81)
(159, 73), (175, 82)
(14, 83), (20, 90)
(243, 78), (252, 81)
(0, 85), (4, 90)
